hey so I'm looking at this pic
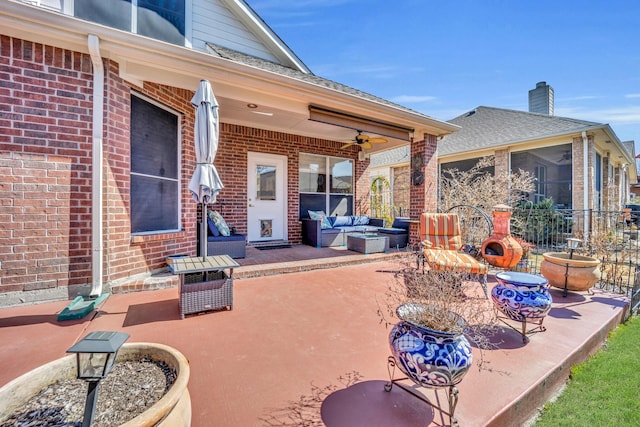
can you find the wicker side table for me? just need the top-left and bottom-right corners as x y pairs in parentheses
(169, 255), (240, 319)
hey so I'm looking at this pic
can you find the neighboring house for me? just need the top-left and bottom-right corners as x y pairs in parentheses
(0, 0), (457, 305)
(372, 82), (636, 215)
(369, 146), (411, 217)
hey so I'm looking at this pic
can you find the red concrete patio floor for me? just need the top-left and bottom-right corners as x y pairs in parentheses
(0, 257), (629, 426)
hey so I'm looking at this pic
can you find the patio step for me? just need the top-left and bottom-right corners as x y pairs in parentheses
(234, 250), (405, 279)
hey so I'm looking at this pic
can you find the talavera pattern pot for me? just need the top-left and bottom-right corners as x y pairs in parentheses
(491, 271), (552, 322)
(540, 252), (601, 292)
(389, 303), (473, 387)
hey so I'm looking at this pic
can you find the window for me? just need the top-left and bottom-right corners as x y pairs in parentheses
(535, 165), (547, 202)
(299, 153), (353, 218)
(74, 0), (186, 45)
(130, 95), (180, 234)
(510, 146), (572, 208)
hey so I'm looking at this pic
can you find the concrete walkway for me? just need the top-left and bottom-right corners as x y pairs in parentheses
(0, 259), (629, 426)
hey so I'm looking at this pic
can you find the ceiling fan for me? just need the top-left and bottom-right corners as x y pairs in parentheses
(340, 131), (388, 150)
(556, 151), (571, 163)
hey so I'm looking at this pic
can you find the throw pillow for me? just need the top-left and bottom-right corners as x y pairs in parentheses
(207, 217), (220, 236)
(352, 215), (370, 226)
(308, 210), (333, 230)
(209, 210), (231, 236)
(332, 215), (353, 227)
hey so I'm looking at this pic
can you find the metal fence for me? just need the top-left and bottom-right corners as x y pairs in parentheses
(372, 193), (640, 314)
(505, 206), (639, 314)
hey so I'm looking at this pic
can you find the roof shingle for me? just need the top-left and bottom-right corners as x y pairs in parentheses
(440, 106), (604, 155)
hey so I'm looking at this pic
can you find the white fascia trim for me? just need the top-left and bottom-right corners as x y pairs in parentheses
(601, 124), (633, 164)
(0, 0), (456, 136)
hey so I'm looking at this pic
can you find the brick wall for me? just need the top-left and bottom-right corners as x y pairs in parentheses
(0, 36), (94, 299)
(408, 133), (438, 245)
(494, 149), (509, 181)
(0, 35), (371, 302)
(572, 135), (596, 211)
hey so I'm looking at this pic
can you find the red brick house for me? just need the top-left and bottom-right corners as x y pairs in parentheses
(0, 0), (458, 305)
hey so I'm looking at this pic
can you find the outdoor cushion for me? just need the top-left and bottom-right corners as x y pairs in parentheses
(378, 227), (407, 235)
(391, 217), (410, 230)
(424, 249), (488, 275)
(308, 210), (332, 229)
(338, 225), (379, 233)
(207, 233), (245, 242)
(209, 210), (231, 236)
(332, 215), (353, 227)
(351, 215), (370, 226)
(207, 218), (220, 236)
(420, 213), (462, 250)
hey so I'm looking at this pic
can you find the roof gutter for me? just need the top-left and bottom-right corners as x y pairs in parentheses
(88, 34), (104, 298)
(582, 131), (589, 240)
(0, 1), (457, 137)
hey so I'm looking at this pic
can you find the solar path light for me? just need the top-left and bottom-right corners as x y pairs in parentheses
(66, 331), (129, 426)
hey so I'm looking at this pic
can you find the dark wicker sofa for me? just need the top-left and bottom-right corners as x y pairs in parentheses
(301, 215), (384, 248)
(199, 219), (246, 258)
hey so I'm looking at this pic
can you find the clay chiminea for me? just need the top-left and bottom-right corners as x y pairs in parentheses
(481, 204), (523, 269)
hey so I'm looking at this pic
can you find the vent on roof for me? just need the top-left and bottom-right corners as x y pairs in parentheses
(466, 109), (476, 117)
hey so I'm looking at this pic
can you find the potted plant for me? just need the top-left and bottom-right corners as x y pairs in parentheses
(0, 342), (191, 426)
(379, 258), (499, 425)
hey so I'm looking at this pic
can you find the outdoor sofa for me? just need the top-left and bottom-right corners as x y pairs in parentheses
(301, 214), (385, 248)
(202, 218), (246, 258)
(377, 217), (410, 249)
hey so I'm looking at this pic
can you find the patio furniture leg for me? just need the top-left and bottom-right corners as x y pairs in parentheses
(448, 385), (459, 427)
(476, 273), (489, 298)
(384, 355), (459, 426)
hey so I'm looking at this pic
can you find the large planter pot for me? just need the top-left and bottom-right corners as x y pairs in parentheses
(540, 252), (601, 292)
(0, 342), (191, 427)
(491, 271), (552, 322)
(388, 302), (473, 387)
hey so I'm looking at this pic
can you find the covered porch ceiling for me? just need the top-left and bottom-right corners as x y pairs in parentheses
(0, 1), (460, 155)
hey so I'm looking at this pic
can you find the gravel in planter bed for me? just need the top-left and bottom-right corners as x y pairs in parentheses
(1, 357), (176, 427)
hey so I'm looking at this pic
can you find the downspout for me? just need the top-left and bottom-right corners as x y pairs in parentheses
(88, 34), (104, 298)
(582, 131), (589, 241)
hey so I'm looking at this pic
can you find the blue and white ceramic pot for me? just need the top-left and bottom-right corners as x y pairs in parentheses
(389, 303), (473, 387)
(491, 271), (552, 321)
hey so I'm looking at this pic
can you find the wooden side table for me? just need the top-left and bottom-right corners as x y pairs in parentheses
(169, 255), (240, 319)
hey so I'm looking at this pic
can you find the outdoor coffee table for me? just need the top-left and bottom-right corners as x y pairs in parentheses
(169, 255), (240, 319)
(347, 233), (389, 254)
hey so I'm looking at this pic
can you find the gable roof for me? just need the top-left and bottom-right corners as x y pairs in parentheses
(219, 0), (311, 73)
(207, 43), (430, 117)
(1, 0), (459, 144)
(439, 106), (605, 156)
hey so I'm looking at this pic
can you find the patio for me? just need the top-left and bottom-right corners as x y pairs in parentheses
(0, 250), (629, 426)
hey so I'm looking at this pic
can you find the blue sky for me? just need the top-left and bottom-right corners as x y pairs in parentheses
(251, 0), (640, 150)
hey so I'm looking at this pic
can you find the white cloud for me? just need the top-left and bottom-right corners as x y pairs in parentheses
(555, 105), (640, 125)
(625, 93), (640, 99)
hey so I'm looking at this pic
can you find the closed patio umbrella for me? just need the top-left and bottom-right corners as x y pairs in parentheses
(189, 79), (223, 259)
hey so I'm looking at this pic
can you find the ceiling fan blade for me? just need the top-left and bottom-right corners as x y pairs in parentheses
(340, 142), (356, 149)
(368, 137), (388, 144)
(360, 141), (373, 150)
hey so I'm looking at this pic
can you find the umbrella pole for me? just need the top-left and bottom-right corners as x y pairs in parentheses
(201, 203), (207, 260)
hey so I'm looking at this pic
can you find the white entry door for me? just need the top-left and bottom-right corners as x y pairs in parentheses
(247, 152), (287, 242)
